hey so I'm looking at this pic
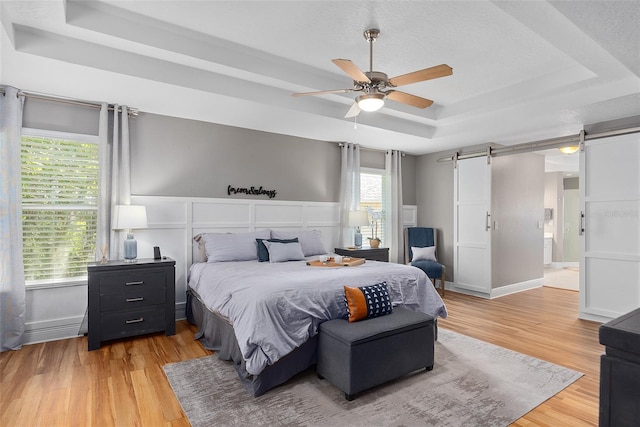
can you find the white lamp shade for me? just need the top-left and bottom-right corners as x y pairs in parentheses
(112, 205), (148, 230)
(348, 210), (369, 227)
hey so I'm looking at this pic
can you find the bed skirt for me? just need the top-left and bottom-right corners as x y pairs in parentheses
(186, 289), (318, 397)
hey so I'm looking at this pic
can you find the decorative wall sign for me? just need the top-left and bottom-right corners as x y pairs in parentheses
(227, 185), (277, 199)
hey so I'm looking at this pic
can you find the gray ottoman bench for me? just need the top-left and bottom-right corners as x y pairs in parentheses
(317, 306), (435, 400)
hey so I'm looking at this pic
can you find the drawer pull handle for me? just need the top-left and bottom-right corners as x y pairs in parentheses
(126, 297), (144, 302)
(125, 318), (144, 324)
(125, 281), (144, 286)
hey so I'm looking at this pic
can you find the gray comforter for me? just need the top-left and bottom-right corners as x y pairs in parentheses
(188, 259), (447, 376)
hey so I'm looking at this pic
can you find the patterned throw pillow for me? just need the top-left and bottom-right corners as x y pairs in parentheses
(344, 282), (393, 323)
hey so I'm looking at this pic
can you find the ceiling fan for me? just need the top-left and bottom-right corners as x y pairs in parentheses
(293, 28), (453, 118)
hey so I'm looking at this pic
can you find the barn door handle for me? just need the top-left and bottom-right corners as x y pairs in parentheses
(485, 212), (491, 231)
(579, 211), (585, 236)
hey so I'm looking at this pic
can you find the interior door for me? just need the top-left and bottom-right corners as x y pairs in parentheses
(454, 156), (492, 293)
(580, 132), (640, 321)
(563, 189), (580, 262)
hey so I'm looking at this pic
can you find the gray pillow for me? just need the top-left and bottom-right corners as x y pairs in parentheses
(263, 240), (306, 263)
(271, 229), (327, 256)
(198, 230), (271, 262)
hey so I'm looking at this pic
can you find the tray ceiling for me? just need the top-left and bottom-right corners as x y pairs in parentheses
(1, 0), (638, 155)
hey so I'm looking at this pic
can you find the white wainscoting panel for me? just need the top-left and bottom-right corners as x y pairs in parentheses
(254, 203), (303, 226)
(193, 200), (252, 226)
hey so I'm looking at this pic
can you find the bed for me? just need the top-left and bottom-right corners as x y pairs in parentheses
(186, 230), (447, 397)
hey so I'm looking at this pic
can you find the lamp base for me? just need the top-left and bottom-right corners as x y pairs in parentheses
(354, 231), (362, 248)
(123, 233), (138, 262)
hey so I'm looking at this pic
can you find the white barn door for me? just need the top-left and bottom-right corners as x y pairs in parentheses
(580, 132), (640, 321)
(454, 156), (492, 294)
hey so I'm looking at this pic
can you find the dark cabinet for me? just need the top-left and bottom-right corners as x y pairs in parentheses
(334, 247), (389, 262)
(88, 258), (175, 350)
(599, 308), (640, 426)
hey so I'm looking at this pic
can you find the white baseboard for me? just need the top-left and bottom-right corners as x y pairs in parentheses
(578, 312), (609, 323)
(176, 301), (186, 321)
(445, 282), (492, 299)
(549, 261), (579, 269)
(445, 278), (543, 299)
(490, 278), (543, 298)
(24, 316), (84, 345)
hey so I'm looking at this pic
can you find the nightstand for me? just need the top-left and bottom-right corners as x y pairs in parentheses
(87, 257), (176, 351)
(334, 247), (389, 262)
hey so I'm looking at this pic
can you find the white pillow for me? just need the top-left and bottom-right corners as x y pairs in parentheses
(271, 229), (328, 256)
(412, 246), (437, 262)
(263, 241), (305, 263)
(198, 230), (271, 262)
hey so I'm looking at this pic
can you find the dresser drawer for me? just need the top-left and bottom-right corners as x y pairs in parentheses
(101, 306), (166, 341)
(98, 271), (165, 295)
(100, 288), (166, 312)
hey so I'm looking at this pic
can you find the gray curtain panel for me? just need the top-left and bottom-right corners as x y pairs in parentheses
(0, 85), (26, 351)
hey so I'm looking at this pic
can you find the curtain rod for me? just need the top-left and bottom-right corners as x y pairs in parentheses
(0, 87), (139, 117)
(437, 126), (640, 163)
(337, 142), (406, 156)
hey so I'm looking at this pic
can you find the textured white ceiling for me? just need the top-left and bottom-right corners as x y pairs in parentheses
(1, 0), (638, 156)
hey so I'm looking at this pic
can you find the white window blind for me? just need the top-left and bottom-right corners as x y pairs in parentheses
(359, 170), (386, 245)
(21, 131), (99, 284)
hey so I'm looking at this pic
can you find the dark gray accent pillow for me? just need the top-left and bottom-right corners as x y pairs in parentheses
(256, 238), (299, 262)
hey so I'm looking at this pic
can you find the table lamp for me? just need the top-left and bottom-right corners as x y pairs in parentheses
(348, 210), (369, 248)
(113, 205), (148, 262)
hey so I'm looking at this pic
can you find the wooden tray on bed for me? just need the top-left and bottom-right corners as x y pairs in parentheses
(306, 257), (366, 267)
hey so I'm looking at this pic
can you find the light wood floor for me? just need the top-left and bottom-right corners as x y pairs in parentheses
(1, 286), (602, 426)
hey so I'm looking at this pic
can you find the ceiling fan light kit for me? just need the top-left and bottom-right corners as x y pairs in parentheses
(357, 93), (385, 112)
(292, 28), (452, 118)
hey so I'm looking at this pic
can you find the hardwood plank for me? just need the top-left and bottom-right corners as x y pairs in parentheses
(0, 287), (603, 426)
(130, 369), (166, 426)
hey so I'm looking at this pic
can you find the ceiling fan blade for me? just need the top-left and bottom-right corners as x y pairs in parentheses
(386, 90), (434, 109)
(388, 64), (453, 87)
(344, 102), (361, 118)
(332, 59), (371, 83)
(292, 88), (354, 97)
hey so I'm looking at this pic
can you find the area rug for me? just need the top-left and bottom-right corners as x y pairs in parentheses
(163, 329), (582, 427)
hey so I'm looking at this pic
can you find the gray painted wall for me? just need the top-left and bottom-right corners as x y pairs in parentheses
(129, 113), (417, 203)
(22, 101), (416, 204)
(129, 113), (343, 201)
(491, 153), (545, 288)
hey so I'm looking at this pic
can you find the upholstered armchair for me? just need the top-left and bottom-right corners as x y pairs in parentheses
(404, 227), (446, 297)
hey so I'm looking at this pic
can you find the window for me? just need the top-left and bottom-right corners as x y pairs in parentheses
(21, 129), (99, 285)
(359, 168), (386, 245)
